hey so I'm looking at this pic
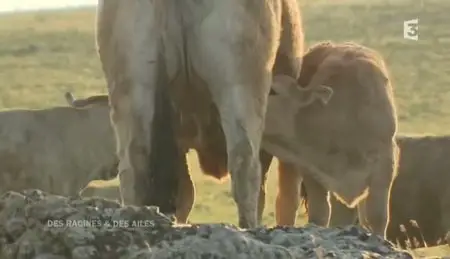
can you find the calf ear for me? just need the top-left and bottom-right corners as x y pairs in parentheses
(272, 75), (334, 108)
(64, 92), (76, 105)
(313, 85), (334, 105)
(271, 74), (298, 97)
(290, 83), (334, 109)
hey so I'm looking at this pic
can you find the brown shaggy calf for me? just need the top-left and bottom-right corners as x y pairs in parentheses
(262, 41), (399, 237)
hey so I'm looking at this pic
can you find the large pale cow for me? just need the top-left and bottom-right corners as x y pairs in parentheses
(296, 135), (450, 248)
(262, 41), (399, 237)
(0, 104), (117, 196)
(95, 0), (304, 227)
(63, 70), (324, 224)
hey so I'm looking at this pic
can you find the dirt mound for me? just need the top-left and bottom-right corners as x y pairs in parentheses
(0, 189), (412, 258)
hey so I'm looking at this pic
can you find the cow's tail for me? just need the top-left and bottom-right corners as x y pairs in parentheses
(64, 92), (109, 108)
(273, 0), (304, 79)
(146, 48), (181, 215)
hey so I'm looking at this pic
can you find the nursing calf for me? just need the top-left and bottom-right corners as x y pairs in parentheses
(262, 41), (399, 237)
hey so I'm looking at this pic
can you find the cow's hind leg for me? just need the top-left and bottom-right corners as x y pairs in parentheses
(211, 80), (270, 228)
(193, 54), (272, 228)
(110, 49), (180, 216)
(192, 5), (280, 228)
(112, 53), (181, 215)
(97, 0), (181, 215)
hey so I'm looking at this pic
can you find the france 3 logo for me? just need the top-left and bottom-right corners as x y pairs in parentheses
(403, 18), (419, 41)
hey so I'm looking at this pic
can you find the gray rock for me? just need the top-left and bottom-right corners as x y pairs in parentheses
(33, 254), (67, 259)
(71, 246), (99, 259)
(0, 189), (413, 259)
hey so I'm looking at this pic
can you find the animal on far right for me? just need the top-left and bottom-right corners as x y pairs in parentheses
(298, 135), (450, 248)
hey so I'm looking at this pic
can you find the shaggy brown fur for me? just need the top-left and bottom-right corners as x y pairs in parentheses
(295, 135), (450, 248)
(262, 41), (399, 237)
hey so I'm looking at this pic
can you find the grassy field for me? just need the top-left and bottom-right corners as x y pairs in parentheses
(0, 0), (449, 257)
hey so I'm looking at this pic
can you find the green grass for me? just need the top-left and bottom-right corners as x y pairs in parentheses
(0, 1), (449, 257)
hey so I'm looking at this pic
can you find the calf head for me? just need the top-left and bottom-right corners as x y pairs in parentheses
(265, 74), (333, 142)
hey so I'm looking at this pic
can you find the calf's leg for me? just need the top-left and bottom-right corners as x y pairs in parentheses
(175, 154), (194, 223)
(275, 162), (302, 226)
(303, 176), (330, 226)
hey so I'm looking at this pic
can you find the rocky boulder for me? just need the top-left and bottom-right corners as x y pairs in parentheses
(0, 189), (413, 259)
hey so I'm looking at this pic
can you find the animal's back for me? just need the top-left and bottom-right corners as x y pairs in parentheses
(394, 135), (450, 199)
(0, 106), (116, 196)
(296, 42), (395, 150)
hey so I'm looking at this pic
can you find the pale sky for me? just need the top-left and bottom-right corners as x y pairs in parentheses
(0, 0), (96, 13)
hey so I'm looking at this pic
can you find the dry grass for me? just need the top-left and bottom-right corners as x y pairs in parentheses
(0, 0), (449, 257)
(411, 246), (450, 259)
(395, 220), (450, 257)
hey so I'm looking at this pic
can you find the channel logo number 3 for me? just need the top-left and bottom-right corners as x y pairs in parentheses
(404, 18), (419, 41)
